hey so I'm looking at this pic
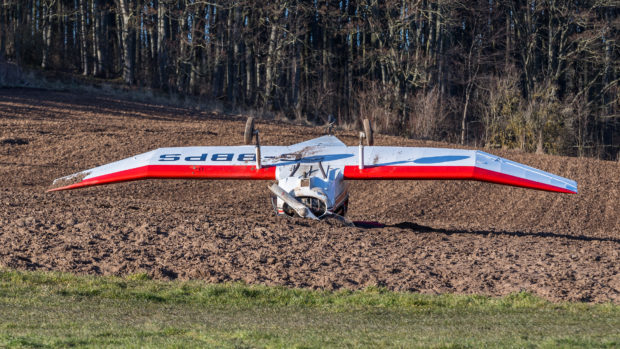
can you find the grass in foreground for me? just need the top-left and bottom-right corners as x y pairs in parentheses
(0, 269), (618, 348)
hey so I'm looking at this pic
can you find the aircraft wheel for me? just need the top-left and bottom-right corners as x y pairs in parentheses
(363, 118), (374, 146)
(244, 117), (255, 145)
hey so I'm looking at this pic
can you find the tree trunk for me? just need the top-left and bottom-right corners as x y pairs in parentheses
(92, 0), (102, 76)
(79, 0), (88, 75)
(0, 0), (4, 60)
(255, 57), (260, 102)
(156, 0), (167, 89)
(62, 1), (68, 61)
(536, 128), (544, 154)
(461, 80), (474, 145)
(117, 0), (135, 84)
(245, 41), (253, 104)
(176, 6), (187, 92)
(322, 17), (328, 91)
(226, 7), (236, 103)
(547, 5), (553, 78)
(41, 1), (52, 69)
(346, 29), (353, 120)
(505, 13), (510, 68)
(135, 11), (141, 85)
(101, 9), (111, 78)
(264, 21), (277, 106)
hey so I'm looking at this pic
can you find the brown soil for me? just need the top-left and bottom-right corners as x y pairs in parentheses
(1, 88), (618, 303)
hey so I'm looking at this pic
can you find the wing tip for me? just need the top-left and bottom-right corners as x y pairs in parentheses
(47, 182), (86, 192)
(562, 180), (578, 194)
(47, 171), (92, 192)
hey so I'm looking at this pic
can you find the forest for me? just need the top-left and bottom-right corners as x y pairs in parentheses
(0, 0), (618, 159)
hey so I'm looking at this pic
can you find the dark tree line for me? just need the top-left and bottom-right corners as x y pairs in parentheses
(1, 0), (618, 159)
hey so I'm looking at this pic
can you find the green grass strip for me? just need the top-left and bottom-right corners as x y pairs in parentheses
(0, 268), (618, 348)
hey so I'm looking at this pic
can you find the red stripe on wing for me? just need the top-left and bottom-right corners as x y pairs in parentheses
(343, 165), (575, 194)
(49, 165), (276, 191)
(343, 165), (476, 180)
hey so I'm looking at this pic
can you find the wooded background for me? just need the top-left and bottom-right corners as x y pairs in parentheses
(0, 0), (618, 159)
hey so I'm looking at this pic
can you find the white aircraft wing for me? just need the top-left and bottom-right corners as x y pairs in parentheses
(49, 146), (280, 191)
(253, 135), (576, 194)
(49, 136), (354, 191)
(339, 146), (577, 194)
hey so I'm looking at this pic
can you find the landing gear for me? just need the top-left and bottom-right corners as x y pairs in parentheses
(333, 198), (348, 217)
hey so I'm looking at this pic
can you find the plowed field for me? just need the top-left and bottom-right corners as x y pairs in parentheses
(1, 88), (618, 303)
